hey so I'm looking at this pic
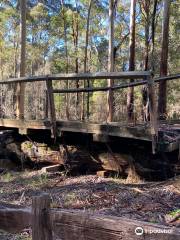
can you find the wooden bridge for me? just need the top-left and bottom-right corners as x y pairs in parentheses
(0, 71), (179, 153)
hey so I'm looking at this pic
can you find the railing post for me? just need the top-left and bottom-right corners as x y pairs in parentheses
(32, 193), (52, 240)
(107, 80), (114, 122)
(147, 74), (158, 153)
(16, 82), (25, 119)
(46, 78), (56, 140)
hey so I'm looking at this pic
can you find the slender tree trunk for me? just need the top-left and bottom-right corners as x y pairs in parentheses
(151, 0), (158, 72)
(144, 0), (150, 71)
(107, 0), (115, 122)
(81, 0), (92, 120)
(73, 1), (79, 117)
(0, 46), (3, 80)
(61, 0), (69, 120)
(127, 0), (136, 121)
(158, 0), (171, 119)
(13, 33), (18, 78)
(16, 0), (26, 119)
(141, 0), (151, 122)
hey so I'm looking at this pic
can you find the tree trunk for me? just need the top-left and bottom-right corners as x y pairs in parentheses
(0, 46), (3, 80)
(13, 32), (18, 78)
(107, 0), (115, 122)
(61, 0), (69, 120)
(151, 0), (158, 72)
(16, 0), (26, 119)
(141, 0), (150, 122)
(81, 0), (92, 121)
(143, 0), (150, 71)
(73, 1), (79, 117)
(127, 0), (136, 121)
(158, 0), (171, 119)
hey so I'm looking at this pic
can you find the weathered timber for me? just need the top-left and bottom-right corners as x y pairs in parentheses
(147, 76), (158, 153)
(0, 119), (152, 140)
(50, 209), (180, 240)
(40, 164), (61, 173)
(0, 206), (31, 233)
(53, 74), (180, 94)
(46, 79), (56, 139)
(32, 193), (53, 240)
(56, 121), (152, 140)
(0, 71), (151, 84)
(21, 141), (64, 165)
(0, 119), (51, 130)
(0, 72), (179, 88)
(1, 194), (180, 240)
(0, 119), (179, 152)
(16, 82), (25, 120)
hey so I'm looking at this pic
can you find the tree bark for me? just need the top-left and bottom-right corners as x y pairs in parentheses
(73, 1), (79, 115)
(143, 0), (150, 71)
(107, 0), (115, 122)
(151, 0), (158, 72)
(81, 0), (92, 121)
(158, 0), (171, 119)
(127, 0), (136, 121)
(61, 0), (69, 120)
(16, 0), (26, 119)
(141, 0), (151, 122)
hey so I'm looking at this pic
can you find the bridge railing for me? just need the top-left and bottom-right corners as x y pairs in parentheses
(0, 71), (152, 123)
(0, 71), (179, 152)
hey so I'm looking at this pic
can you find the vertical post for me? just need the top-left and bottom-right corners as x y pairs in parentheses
(147, 74), (158, 154)
(46, 79), (56, 140)
(44, 90), (49, 120)
(32, 193), (53, 240)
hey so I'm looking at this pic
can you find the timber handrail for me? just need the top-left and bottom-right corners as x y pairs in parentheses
(52, 73), (180, 93)
(0, 193), (180, 240)
(0, 71), (152, 84)
(0, 72), (179, 87)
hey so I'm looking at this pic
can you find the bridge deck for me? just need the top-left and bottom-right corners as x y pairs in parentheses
(0, 118), (179, 152)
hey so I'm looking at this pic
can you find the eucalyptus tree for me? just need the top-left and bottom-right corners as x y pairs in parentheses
(158, 0), (171, 119)
(16, 0), (26, 119)
(127, 0), (136, 121)
(107, 0), (115, 122)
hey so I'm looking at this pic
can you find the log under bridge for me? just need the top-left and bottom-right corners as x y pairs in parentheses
(0, 71), (179, 154)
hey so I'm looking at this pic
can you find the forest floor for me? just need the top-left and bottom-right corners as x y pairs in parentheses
(0, 170), (180, 239)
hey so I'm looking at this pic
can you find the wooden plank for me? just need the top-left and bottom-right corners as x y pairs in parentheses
(0, 119), (51, 130)
(50, 209), (180, 240)
(0, 206), (31, 233)
(56, 121), (152, 141)
(53, 81), (148, 93)
(158, 141), (180, 152)
(0, 71), (151, 84)
(32, 193), (53, 240)
(155, 73), (180, 82)
(0, 119), (152, 141)
(40, 164), (61, 173)
(46, 79), (56, 139)
(53, 74), (180, 94)
(147, 76), (158, 153)
(1, 72), (179, 85)
(16, 82), (25, 120)
(0, 196), (180, 240)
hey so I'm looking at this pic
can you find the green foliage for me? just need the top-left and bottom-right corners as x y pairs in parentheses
(0, 0), (179, 120)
